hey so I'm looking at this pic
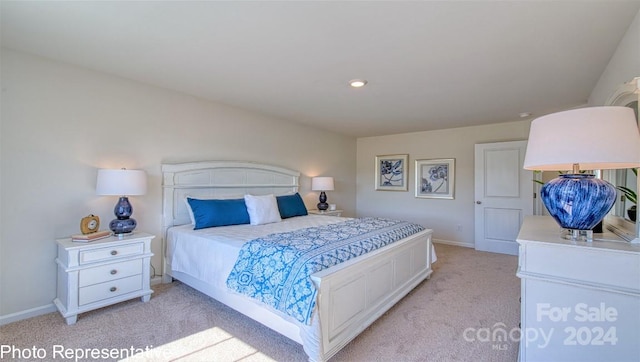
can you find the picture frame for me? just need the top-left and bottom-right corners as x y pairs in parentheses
(375, 154), (409, 191)
(415, 158), (455, 199)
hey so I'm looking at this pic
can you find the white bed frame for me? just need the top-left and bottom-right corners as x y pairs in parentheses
(161, 161), (434, 361)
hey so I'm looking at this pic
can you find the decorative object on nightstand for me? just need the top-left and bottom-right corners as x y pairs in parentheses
(523, 106), (640, 241)
(71, 230), (111, 242)
(72, 214), (110, 242)
(311, 176), (334, 211)
(96, 168), (147, 235)
(54, 232), (154, 324)
(80, 214), (100, 234)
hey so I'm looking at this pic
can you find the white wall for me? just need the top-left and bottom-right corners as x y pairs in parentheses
(356, 121), (531, 247)
(589, 9), (640, 106)
(356, 8), (640, 248)
(0, 49), (356, 322)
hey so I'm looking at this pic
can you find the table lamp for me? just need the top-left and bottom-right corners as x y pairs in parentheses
(311, 176), (334, 211)
(96, 168), (147, 235)
(523, 106), (640, 241)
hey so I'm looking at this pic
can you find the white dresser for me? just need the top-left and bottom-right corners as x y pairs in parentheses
(516, 216), (640, 361)
(54, 232), (154, 324)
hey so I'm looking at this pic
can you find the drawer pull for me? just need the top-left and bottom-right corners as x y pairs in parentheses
(110, 250), (118, 256)
(110, 269), (117, 275)
(110, 287), (117, 292)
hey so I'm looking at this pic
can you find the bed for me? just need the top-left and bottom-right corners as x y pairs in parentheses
(161, 161), (434, 361)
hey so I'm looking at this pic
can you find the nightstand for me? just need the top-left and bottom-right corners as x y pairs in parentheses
(54, 232), (154, 325)
(308, 209), (343, 217)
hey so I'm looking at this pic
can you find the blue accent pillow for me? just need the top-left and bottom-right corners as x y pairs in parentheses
(187, 198), (250, 230)
(276, 193), (308, 219)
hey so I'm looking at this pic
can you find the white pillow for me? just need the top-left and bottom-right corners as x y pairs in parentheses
(184, 197), (198, 225)
(244, 194), (282, 226)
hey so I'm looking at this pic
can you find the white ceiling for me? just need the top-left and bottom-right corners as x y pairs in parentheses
(2, 1), (639, 138)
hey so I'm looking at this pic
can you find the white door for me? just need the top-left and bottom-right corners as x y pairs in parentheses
(474, 140), (533, 255)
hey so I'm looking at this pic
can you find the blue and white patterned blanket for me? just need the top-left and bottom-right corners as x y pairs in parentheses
(226, 217), (425, 324)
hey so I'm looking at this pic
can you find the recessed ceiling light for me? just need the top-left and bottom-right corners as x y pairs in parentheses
(519, 112), (532, 118)
(349, 79), (368, 88)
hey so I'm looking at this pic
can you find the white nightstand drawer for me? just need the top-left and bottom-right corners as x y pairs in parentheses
(79, 274), (142, 306)
(79, 259), (142, 287)
(79, 242), (144, 265)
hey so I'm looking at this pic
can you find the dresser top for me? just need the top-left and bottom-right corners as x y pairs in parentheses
(517, 216), (640, 254)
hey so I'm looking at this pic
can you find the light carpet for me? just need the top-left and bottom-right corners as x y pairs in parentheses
(0, 244), (520, 361)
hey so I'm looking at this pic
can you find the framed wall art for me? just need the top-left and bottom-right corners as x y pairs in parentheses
(375, 154), (408, 191)
(415, 158), (455, 199)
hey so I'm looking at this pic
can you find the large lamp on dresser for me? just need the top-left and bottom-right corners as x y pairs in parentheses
(523, 106), (640, 241)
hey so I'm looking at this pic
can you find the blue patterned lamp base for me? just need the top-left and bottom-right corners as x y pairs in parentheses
(541, 174), (617, 232)
(317, 191), (329, 211)
(109, 218), (137, 234)
(110, 196), (137, 234)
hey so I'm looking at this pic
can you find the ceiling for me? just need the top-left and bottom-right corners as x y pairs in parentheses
(2, 1), (639, 138)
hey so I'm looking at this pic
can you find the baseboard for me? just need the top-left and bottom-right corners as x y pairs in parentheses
(433, 238), (474, 249)
(2, 277), (163, 326)
(0, 304), (57, 326)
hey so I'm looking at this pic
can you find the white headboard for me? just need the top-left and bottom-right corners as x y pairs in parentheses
(162, 161), (300, 232)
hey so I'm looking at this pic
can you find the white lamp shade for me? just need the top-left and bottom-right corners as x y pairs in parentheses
(311, 176), (335, 191)
(96, 169), (147, 196)
(523, 106), (640, 171)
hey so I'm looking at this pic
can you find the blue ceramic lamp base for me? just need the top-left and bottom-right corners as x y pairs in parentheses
(541, 174), (617, 241)
(109, 218), (137, 235)
(109, 196), (138, 235)
(317, 191), (329, 211)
